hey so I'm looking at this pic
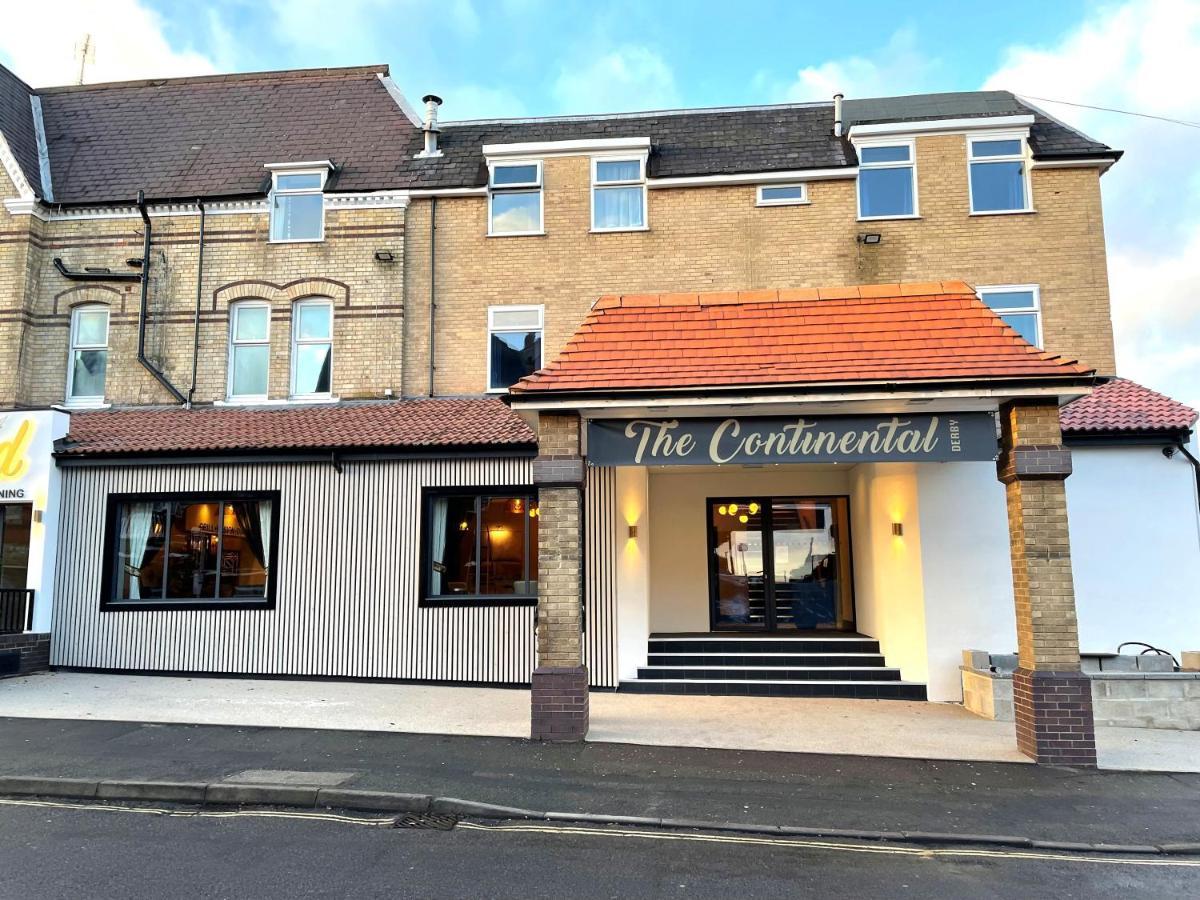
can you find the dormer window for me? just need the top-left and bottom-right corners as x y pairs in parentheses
(266, 162), (331, 242)
(591, 156), (646, 231)
(488, 161), (543, 236)
(968, 135), (1032, 214)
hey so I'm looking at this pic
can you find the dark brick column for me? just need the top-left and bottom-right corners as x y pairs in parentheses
(997, 401), (1096, 767)
(0, 633), (51, 678)
(530, 413), (588, 742)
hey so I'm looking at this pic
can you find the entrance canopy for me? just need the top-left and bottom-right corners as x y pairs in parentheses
(509, 281), (1095, 413)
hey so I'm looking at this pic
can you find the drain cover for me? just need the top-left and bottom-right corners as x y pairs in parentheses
(394, 813), (459, 831)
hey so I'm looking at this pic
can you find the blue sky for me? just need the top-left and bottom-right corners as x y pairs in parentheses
(3, 0), (1199, 411)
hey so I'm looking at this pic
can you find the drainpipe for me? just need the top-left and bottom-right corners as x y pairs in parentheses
(1171, 437), (1200, 516)
(186, 199), (206, 408)
(427, 196), (437, 397)
(134, 190), (187, 404)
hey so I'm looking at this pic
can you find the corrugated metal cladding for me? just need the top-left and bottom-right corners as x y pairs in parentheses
(52, 458), (621, 687)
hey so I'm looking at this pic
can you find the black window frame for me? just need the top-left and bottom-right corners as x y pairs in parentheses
(419, 486), (539, 608)
(100, 490), (281, 612)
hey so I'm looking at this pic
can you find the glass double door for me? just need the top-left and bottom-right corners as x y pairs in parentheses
(708, 497), (853, 631)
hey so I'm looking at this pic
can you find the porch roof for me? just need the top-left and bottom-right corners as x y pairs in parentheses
(1060, 377), (1197, 437)
(510, 282), (1094, 399)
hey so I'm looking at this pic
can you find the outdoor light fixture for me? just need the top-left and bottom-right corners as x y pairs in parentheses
(628, 524), (638, 539)
(857, 232), (883, 245)
(32, 509), (43, 524)
(374, 249), (395, 262)
(892, 522), (904, 537)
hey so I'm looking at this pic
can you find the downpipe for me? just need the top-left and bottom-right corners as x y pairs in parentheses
(186, 199), (206, 408)
(134, 190), (187, 404)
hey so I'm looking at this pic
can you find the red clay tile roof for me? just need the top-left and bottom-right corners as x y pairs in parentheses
(58, 399), (535, 458)
(511, 282), (1094, 396)
(1060, 378), (1197, 435)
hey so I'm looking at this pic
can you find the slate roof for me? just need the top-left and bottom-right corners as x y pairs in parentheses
(35, 65), (423, 205)
(1060, 378), (1197, 436)
(0, 58), (1119, 204)
(510, 282), (1094, 397)
(56, 398), (536, 458)
(0, 63), (41, 196)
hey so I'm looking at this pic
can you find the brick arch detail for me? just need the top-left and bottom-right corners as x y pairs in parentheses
(211, 277), (351, 312)
(53, 284), (125, 315)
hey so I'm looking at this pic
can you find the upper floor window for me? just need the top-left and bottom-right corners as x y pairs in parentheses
(267, 163), (328, 242)
(228, 301), (271, 401)
(968, 136), (1031, 214)
(592, 156), (646, 230)
(757, 184), (809, 206)
(67, 305), (109, 405)
(488, 161), (543, 236)
(488, 305), (543, 391)
(978, 285), (1041, 347)
(291, 299), (333, 398)
(857, 141), (916, 219)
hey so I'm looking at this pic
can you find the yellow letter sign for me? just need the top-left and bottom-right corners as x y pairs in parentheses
(0, 418), (34, 481)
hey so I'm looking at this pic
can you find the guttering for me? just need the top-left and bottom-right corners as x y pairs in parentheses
(134, 190), (188, 405)
(55, 445), (539, 468)
(52, 257), (141, 282)
(186, 199), (206, 408)
(846, 114), (1035, 139)
(648, 167), (856, 189)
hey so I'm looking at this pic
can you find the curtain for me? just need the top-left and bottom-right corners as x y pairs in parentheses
(123, 503), (154, 600)
(233, 502), (268, 572)
(594, 186), (644, 228)
(430, 497), (449, 594)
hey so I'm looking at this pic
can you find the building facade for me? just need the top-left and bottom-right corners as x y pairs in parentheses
(1, 62), (1197, 764)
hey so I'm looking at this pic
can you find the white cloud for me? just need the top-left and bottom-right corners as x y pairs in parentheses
(552, 44), (678, 113)
(757, 27), (939, 103)
(0, 0), (216, 87)
(985, 0), (1200, 411)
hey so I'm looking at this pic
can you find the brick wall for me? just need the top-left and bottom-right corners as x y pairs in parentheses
(403, 133), (1116, 397)
(0, 632), (50, 677)
(2, 201), (406, 408)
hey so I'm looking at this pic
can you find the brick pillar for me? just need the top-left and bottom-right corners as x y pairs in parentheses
(530, 413), (589, 741)
(997, 401), (1096, 767)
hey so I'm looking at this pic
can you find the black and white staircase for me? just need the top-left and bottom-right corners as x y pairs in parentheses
(619, 634), (927, 700)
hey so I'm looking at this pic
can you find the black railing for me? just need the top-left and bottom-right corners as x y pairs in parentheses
(0, 589), (34, 635)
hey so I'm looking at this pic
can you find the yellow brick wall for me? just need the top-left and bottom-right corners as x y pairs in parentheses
(402, 133), (1115, 397)
(5, 203), (406, 408)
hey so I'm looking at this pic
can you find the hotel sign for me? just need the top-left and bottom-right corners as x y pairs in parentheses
(0, 411), (60, 502)
(587, 414), (998, 467)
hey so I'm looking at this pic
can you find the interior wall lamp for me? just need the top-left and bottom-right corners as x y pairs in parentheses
(891, 521), (904, 537)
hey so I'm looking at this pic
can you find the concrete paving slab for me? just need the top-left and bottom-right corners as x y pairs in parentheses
(1, 671), (1196, 771)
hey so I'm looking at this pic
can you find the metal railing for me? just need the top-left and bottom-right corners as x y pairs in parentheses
(0, 589), (34, 635)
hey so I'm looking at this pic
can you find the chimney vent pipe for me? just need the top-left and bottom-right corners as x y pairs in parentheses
(833, 92), (844, 137)
(420, 94), (443, 157)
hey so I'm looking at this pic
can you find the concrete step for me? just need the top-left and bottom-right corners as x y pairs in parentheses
(636, 666), (904, 682)
(646, 653), (889, 668)
(618, 679), (928, 700)
(648, 637), (882, 655)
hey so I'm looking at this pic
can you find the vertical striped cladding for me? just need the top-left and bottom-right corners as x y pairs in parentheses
(52, 457), (541, 684)
(584, 466), (618, 688)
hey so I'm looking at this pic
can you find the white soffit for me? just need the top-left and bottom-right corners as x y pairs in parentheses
(847, 114), (1035, 139)
(483, 136), (652, 159)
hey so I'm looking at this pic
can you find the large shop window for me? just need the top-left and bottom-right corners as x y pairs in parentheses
(978, 285), (1042, 347)
(67, 305), (109, 405)
(422, 490), (539, 606)
(104, 493), (279, 609)
(228, 301), (271, 400)
(291, 298), (333, 398)
(488, 161), (543, 235)
(856, 142), (917, 219)
(487, 305), (543, 391)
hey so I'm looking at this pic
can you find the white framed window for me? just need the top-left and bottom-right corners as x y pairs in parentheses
(968, 134), (1032, 214)
(487, 305), (543, 392)
(856, 139), (917, 220)
(978, 285), (1042, 347)
(591, 156), (647, 231)
(290, 298), (333, 398)
(66, 304), (109, 405)
(488, 161), (543, 236)
(267, 163), (329, 242)
(227, 301), (271, 401)
(756, 183), (809, 206)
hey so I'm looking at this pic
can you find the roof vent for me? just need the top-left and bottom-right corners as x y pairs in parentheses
(833, 92), (844, 138)
(417, 94), (444, 159)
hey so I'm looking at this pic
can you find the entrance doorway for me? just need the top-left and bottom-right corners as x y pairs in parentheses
(708, 496), (853, 631)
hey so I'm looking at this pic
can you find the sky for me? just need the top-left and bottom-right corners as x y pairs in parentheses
(2, 0), (1198, 411)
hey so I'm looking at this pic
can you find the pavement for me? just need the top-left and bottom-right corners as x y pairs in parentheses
(3, 801), (1198, 899)
(1, 716), (1199, 847)
(3, 670), (1198, 770)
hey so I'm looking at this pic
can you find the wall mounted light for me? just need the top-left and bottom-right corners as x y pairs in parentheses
(891, 522), (904, 537)
(374, 249), (395, 262)
(857, 233), (883, 245)
(627, 524), (638, 539)
(32, 509), (43, 524)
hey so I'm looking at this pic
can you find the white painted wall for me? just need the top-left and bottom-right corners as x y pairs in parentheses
(916, 463), (1017, 702)
(615, 466), (651, 680)
(850, 463), (930, 686)
(1067, 444), (1200, 658)
(646, 465), (850, 633)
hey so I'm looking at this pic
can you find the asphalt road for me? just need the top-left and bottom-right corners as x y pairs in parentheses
(1, 800), (1197, 899)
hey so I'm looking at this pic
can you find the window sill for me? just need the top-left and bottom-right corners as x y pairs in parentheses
(420, 596), (538, 608)
(756, 200), (811, 208)
(968, 208), (1037, 217)
(589, 225), (650, 234)
(268, 237), (325, 245)
(487, 231), (546, 238)
(856, 214), (922, 222)
(101, 599), (274, 613)
(286, 395), (340, 404)
(60, 400), (110, 411)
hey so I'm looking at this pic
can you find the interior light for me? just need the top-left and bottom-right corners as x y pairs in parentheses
(729, 504), (739, 515)
(748, 502), (760, 515)
(739, 514), (749, 524)
(529, 506), (539, 518)
(718, 505), (728, 516)
(628, 524), (638, 539)
(510, 498), (524, 514)
(458, 520), (469, 532)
